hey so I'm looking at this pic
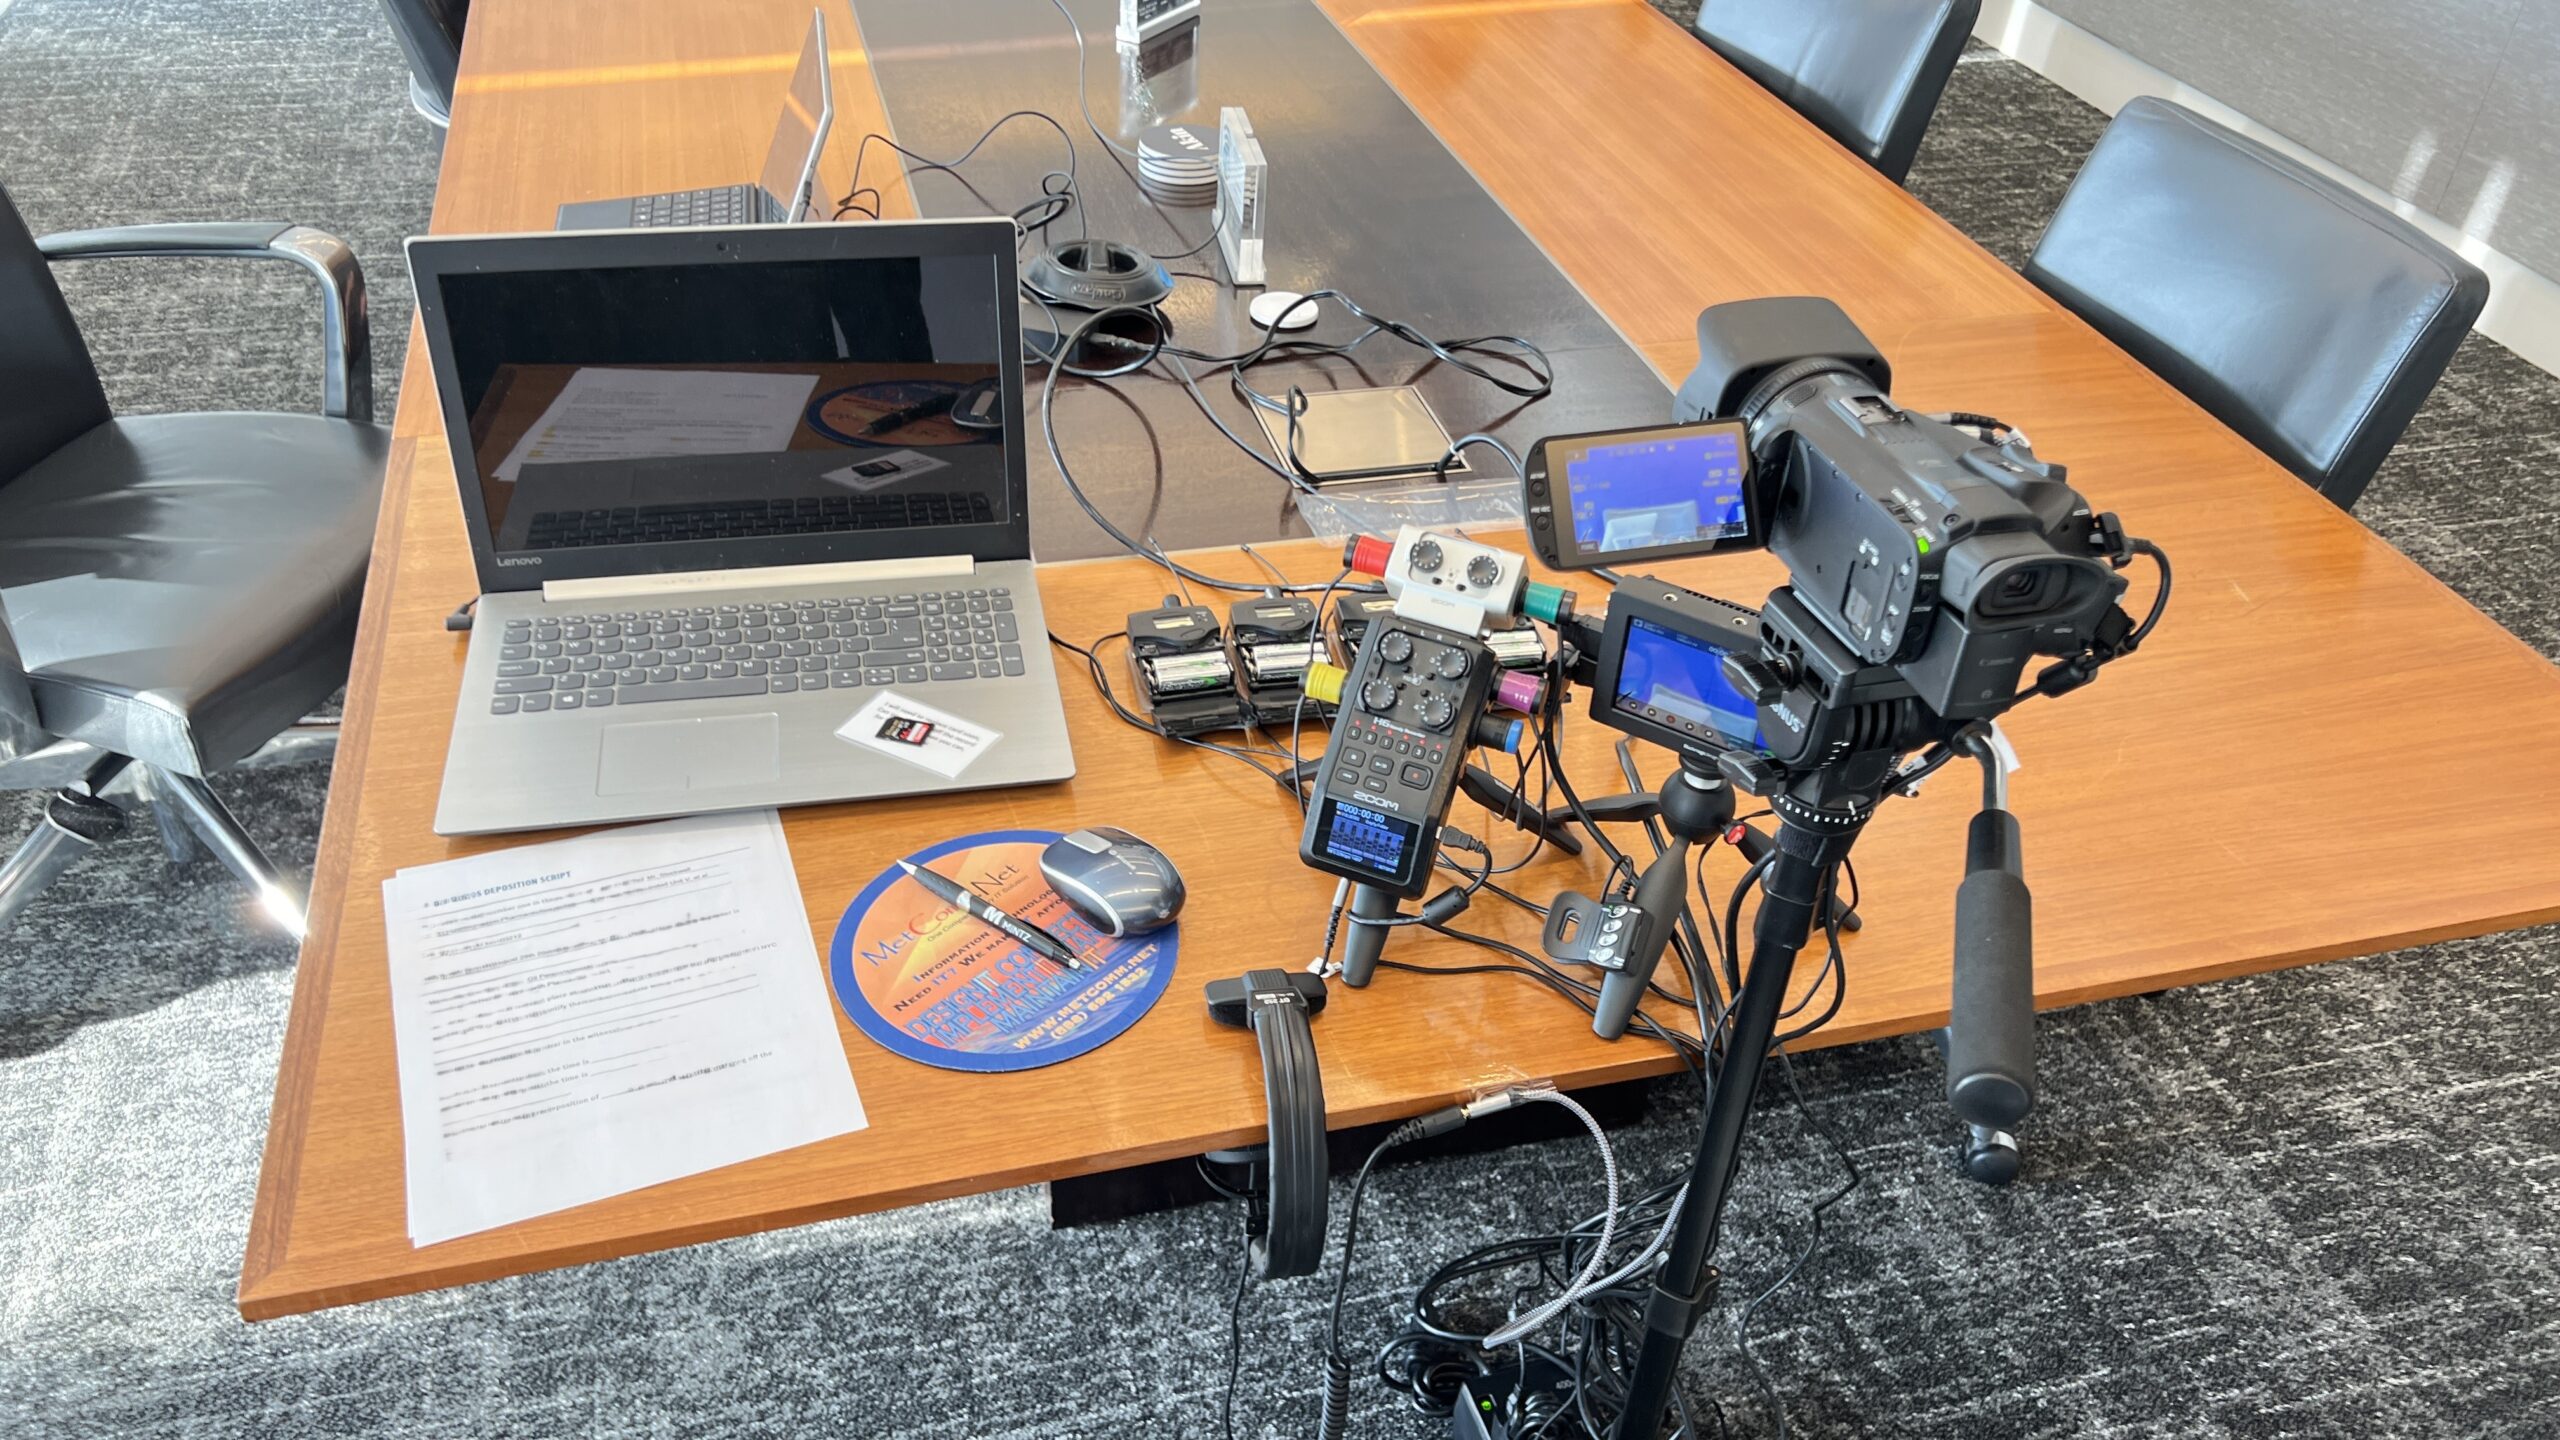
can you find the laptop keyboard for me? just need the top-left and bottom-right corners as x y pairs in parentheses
(485, 588), (1024, 716)
(522, 492), (996, 548)
(629, 185), (765, 227)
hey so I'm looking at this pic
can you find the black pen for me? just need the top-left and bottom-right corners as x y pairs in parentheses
(862, 390), (959, 437)
(896, 859), (1082, 969)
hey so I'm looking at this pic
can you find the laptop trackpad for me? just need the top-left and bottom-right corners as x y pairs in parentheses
(596, 715), (782, 796)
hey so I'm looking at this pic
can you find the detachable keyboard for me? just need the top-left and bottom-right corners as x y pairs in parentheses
(485, 586), (1024, 716)
(628, 184), (775, 227)
(520, 492), (994, 549)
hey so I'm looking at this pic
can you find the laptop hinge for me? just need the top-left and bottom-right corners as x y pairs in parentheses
(541, 555), (975, 604)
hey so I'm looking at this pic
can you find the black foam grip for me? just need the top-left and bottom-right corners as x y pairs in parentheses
(1250, 986), (1329, 1278)
(1947, 866), (2034, 1127)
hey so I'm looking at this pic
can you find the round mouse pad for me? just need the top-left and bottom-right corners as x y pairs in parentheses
(828, 829), (1179, 1072)
(806, 379), (982, 448)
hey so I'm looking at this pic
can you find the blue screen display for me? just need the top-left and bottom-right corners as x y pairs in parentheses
(1321, 800), (1415, 876)
(1565, 428), (1748, 554)
(1613, 617), (1765, 749)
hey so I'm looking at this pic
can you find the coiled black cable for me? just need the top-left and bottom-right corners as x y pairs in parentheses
(1320, 1114), (1433, 1438)
(1315, 1353), (1354, 1440)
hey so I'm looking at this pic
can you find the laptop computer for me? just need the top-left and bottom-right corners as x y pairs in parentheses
(555, 9), (834, 231)
(407, 218), (1077, 836)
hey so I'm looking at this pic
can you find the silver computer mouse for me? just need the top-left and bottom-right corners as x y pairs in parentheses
(1040, 827), (1186, 937)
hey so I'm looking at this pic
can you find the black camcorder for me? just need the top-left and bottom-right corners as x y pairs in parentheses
(1527, 297), (2135, 728)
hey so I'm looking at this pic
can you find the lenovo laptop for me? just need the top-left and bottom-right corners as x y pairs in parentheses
(556, 9), (834, 230)
(408, 218), (1076, 836)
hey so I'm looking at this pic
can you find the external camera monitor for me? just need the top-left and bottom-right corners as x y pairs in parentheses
(1590, 583), (1769, 757)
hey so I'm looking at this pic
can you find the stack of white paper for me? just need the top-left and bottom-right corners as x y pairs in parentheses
(493, 367), (820, 482)
(382, 809), (865, 1247)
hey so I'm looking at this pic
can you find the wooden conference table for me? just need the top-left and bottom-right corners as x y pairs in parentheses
(238, 0), (2560, 1318)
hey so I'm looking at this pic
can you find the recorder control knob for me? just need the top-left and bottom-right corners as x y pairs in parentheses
(1360, 678), (1400, 713)
(1430, 647), (1470, 679)
(1409, 539), (1446, 574)
(1376, 630), (1414, 664)
(1722, 655), (1787, 705)
(1466, 554), (1502, 588)
(1414, 691), (1457, 731)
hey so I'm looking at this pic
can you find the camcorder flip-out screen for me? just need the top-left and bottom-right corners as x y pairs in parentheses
(1524, 419), (1758, 571)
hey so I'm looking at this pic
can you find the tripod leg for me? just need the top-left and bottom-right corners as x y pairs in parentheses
(1611, 813), (1865, 1440)
(1338, 883), (1399, 987)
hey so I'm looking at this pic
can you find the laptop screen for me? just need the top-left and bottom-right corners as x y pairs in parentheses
(429, 245), (1017, 583)
(757, 14), (830, 220)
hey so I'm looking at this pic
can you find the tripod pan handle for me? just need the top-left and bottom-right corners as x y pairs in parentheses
(1948, 809), (2035, 1128)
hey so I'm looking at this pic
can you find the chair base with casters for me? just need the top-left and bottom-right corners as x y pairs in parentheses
(0, 753), (310, 938)
(0, 187), (386, 939)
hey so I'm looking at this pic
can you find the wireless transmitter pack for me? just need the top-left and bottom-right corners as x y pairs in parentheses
(1228, 595), (1332, 726)
(1125, 597), (1244, 736)
(1329, 592), (1398, 660)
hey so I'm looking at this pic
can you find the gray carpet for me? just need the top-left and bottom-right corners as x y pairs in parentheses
(3, 5), (2557, 1438)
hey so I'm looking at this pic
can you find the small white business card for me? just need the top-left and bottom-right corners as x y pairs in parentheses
(837, 690), (1000, 779)
(822, 448), (951, 492)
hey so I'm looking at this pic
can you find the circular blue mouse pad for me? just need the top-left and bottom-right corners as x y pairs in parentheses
(828, 829), (1178, 1072)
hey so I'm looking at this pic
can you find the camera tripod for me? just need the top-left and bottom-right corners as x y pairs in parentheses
(1604, 772), (1874, 1439)
(1596, 733), (2033, 1439)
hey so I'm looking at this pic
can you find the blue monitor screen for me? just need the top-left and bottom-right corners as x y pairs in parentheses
(1613, 617), (1766, 750)
(1320, 800), (1416, 877)
(1565, 428), (1748, 554)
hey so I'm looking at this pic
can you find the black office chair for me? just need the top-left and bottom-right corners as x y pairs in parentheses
(378, 0), (470, 128)
(1692, 0), (1981, 185)
(0, 184), (387, 936)
(2026, 98), (2490, 509)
